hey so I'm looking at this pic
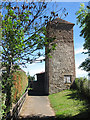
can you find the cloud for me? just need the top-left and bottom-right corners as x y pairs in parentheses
(75, 47), (87, 55)
(75, 47), (88, 77)
(29, 67), (45, 76)
(24, 56), (45, 67)
(21, 50), (88, 78)
(27, 62), (45, 76)
(75, 63), (88, 78)
(35, 56), (45, 63)
(75, 59), (88, 78)
(21, 57), (45, 76)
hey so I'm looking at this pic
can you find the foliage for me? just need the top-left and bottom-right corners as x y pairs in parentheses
(71, 77), (90, 98)
(79, 58), (90, 74)
(1, 1), (68, 118)
(27, 72), (35, 81)
(1, 92), (6, 119)
(1, 2), (64, 67)
(49, 89), (90, 119)
(27, 72), (35, 88)
(12, 70), (28, 103)
(76, 3), (90, 73)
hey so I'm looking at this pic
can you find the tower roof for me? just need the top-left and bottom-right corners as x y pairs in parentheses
(51, 18), (75, 26)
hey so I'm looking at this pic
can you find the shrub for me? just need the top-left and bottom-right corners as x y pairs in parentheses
(11, 70), (28, 103)
(71, 77), (90, 99)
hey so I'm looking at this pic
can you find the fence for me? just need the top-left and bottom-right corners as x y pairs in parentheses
(6, 89), (28, 120)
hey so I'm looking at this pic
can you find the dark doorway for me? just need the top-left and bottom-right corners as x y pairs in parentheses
(28, 72), (49, 96)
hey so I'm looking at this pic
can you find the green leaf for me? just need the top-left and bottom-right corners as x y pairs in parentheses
(9, 9), (14, 15)
(80, 3), (85, 7)
(25, 16), (29, 19)
(17, 19), (21, 23)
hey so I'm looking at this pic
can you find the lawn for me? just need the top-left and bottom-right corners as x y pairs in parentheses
(49, 89), (90, 119)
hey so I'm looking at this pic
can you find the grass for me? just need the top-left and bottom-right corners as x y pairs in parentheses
(49, 89), (90, 119)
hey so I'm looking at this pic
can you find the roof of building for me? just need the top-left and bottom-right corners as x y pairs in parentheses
(36, 72), (45, 75)
(50, 18), (75, 25)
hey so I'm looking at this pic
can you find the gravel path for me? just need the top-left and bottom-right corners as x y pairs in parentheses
(19, 95), (55, 119)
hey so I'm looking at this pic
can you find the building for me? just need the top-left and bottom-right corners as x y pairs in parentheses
(45, 18), (76, 94)
(28, 72), (46, 95)
(29, 18), (76, 95)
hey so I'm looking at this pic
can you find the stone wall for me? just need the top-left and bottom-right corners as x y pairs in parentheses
(45, 18), (76, 94)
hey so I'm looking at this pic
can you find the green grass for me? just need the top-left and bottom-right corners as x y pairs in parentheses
(49, 89), (90, 119)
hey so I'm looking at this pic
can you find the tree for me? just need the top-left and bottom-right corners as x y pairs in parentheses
(1, 1), (67, 118)
(27, 72), (35, 87)
(76, 3), (90, 75)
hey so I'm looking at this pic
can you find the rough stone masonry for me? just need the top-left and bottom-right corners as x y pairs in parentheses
(45, 18), (76, 94)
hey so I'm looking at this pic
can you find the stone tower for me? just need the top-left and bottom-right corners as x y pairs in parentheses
(45, 18), (76, 94)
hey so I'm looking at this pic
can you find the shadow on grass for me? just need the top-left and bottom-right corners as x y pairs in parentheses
(65, 90), (90, 120)
(66, 89), (90, 102)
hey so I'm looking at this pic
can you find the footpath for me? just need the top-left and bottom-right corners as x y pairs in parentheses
(19, 95), (55, 119)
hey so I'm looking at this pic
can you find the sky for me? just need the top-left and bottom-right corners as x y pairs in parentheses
(1, 1), (89, 78)
(20, 1), (89, 78)
(3, 0), (89, 2)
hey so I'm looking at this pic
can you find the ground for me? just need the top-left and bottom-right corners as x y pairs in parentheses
(18, 89), (90, 120)
(49, 89), (90, 120)
(19, 95), (55, 120)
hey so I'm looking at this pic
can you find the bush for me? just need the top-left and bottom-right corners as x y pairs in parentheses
(11, 70), (28, 103)
(71, 77), (90, 99)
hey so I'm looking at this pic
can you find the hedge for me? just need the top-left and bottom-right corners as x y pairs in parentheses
(11, 70), (28, 103)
